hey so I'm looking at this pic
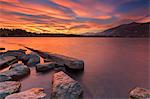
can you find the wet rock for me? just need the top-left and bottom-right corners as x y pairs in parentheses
(54, 65), (66, 72)
(5, 88), (46, 99)
(51, 71), (83, 99)
(2, 49), (28, 61)
(0, 56), (17, 69)
(36, 62), (55, 72)
(0, 81), (21, 99)
(129, 87), (150, 99)
(4, 49), (26, 56)
(9, 63), (24, 69)
(44, 59), (52, 62)
(0, 48), (5, 50)
(23, 47), (84, 71)
(46, 53), (84, 71)
(0, 75), (12, 82)
(26, 52), (40, 66)
(0, 63), (30, 80)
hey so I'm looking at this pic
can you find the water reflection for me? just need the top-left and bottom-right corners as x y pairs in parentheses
(0, 37), (149, 99)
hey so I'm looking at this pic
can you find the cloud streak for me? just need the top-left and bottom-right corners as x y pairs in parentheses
(0, 0), (149, 34)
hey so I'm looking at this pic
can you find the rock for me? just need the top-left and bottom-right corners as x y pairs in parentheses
(44, 59), (52, 62)
(0, 56), (17, 69)
(0, 81), (21, 99)
(54, 64), (66, 72)
(23, 47), (84, 70)
(26, 52), (40, 66)
(9, 63), (24, 69)
(0, 75), (12, 82)
(4, 49), (26, 56)
(36, 62), (55, 72)
(0, 48), (5, 50)
(51, 71), (83, 99)
(129, 87), (150, 99)
(2, 49), (28, 61)
(46, 53), (84, 71)
(54, 66), (66, 72)
(0, 63), (30, 80)
(5, 88), (46, 99)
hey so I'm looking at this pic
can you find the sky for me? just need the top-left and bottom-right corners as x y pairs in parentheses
(0, 0), (149, 34)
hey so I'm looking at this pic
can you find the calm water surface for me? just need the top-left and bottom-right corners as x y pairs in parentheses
(0, 37), (149, 99)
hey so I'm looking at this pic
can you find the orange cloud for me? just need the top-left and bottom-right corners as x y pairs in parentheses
(51, 0), (113, 19)
(0, 0), (149, 34)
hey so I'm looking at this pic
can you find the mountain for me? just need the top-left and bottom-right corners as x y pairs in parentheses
(0, 22), (149, 37)
(94, 22), (150, 37)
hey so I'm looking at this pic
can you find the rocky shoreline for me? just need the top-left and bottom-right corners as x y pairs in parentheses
(0, 47), (149, 99)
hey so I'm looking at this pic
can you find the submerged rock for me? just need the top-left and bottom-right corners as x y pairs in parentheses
(0, 75), (12, 82)
(0, 63), (30, 80)
(0, 56), (17, 69)
(51, 71), (83, 99)
(6, 88), (46, 99)
(129, 87), (150, 99)
(46, 53), (84, 71)
(0, 81), (21, 99)
(26, 52), (40, 66)
(36, 62), (55, 72)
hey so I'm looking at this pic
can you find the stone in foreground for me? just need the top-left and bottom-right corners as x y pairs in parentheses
(26, 52), (40, 66)
(51, 71), (83, 99)
(36, 62), (55, 72)
(6, 88), (46, 99)
(0, 81), (21, 99)
(129, 87), (150, 99)
(0, 56), (16, 69)
(0, 75), (12, 82)
(46, 53), (84, 71)
(0, 63), (30, 80)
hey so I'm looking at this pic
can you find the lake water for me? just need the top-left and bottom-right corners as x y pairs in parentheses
(0, 37), (149, 99)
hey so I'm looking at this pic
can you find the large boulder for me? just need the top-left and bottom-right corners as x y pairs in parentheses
(26, 52), (40, 66)
(0, 75), (12, 82)
(0, 81), (21, 99)
(0, 56), (17, 69)
(51, 71), (83, 99)
(0, 63), (30, 80)
(129, 87), (150, 99)
(5, 88), (46, 99)
(36, 62), (55, 72)
(46, 53), (84, 71)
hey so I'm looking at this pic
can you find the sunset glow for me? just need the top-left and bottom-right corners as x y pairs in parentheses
(0, 0), (149, 34)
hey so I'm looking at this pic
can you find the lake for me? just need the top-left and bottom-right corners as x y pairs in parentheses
(0, 37), (149, 99)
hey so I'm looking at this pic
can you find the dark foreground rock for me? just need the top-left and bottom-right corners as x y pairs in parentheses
(3, 49), (27, 59)
(51, 71), (83, 99)
(36, 62), (55, 72)
(0, 81), (21, 99)
(6, 88), (46, 99)
(129, 87), (150, 99)
(0, 63), (30, 80)
(0, 55), (17, 69)
(26, 52), (40, 66)
(24, 47), (84, 71)
(0, 75), (12, 82)
(49, 53), (84, 71)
